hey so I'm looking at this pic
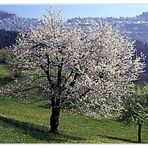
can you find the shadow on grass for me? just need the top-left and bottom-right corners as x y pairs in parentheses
(0, 116), (85, 143)
(97, 134), (137, 143)
(0, 77), (12, 85)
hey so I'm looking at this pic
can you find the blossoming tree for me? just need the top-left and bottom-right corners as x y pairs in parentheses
(3, 8), (144, 133)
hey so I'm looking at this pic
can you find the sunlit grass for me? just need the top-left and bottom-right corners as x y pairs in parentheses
(0, 97), (148, 143)
(0, 64), (11, 77)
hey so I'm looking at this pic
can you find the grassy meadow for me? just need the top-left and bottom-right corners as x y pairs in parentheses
(0, 64), (11, 78)
(0, 97), (148, 143)
(0, 54), (148, 143)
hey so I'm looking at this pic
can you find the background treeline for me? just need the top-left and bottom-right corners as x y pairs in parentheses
(0, 29), (18, 49)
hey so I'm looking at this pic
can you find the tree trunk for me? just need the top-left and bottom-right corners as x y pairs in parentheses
(50, 105), (60, 133)
(138, 123), (142, 143)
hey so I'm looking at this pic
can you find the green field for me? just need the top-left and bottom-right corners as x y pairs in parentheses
(0, 97), (148, 143)
(0, 64), (11, 77)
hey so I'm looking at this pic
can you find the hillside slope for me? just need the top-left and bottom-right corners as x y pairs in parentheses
(0, 98), (148, 143)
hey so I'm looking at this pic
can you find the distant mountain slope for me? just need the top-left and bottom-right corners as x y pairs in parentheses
(1, 10), (148, 43)
(134, 40), (148, 83)
(0, 11), (39, 32)
(67, 12), (148, 43)
(0, 11), (16, 20)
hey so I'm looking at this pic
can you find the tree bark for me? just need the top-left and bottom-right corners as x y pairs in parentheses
(50, 105), (60, 133)
(138, 123), (142, 143)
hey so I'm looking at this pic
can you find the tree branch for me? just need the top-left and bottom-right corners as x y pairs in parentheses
(69, 72), (79, 87)
(64, 69), (73, 84)
(40, 54), (54, 88)
(79, 88), (93, 99)
(57, 63), (63, 87)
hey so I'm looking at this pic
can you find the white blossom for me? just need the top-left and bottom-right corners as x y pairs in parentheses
(3, 7), (144, 118)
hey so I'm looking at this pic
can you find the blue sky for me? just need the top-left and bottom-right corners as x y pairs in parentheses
(0, 4), (148, 19)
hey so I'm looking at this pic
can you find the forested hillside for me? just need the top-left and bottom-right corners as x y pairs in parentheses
(0, 29), (18, 49)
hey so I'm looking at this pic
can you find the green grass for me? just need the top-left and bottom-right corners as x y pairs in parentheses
(0, 97), (148, 143)
(0, 64), (11, 77)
